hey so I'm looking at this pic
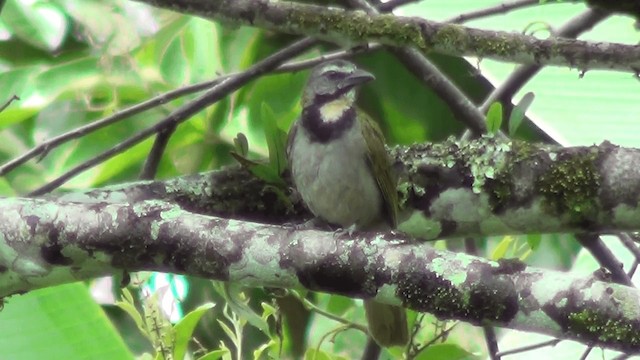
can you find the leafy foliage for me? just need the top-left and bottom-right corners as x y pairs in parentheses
(0, 0), (638, 359)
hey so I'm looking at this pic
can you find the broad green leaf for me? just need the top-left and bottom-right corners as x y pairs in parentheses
(173, 303), (215, 360)
(304, 348), (332, 360)
(415, 343), (477, 360)
(33, 57), (102, 106)
(0, 107), (40, 130)
(0, 66), (43, 106)
(325, 295), (355, 316)
(486, 102), (503, 134)
(509, 92), (535, 136)
(0, 283), (132, 359)
(90, 138), (154, 188)
(401, 1), (640, 147)
(197, 348), (231, 360)
(0, 177), (16, 196)
(526, 233), (542, 251)
(2, 0), (68, 51)
(158, 17), (193, 86)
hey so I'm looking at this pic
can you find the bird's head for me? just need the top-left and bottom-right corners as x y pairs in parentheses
(302, 59), (375, 109)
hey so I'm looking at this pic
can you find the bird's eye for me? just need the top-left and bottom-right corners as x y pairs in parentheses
(324, 70), (339, 78)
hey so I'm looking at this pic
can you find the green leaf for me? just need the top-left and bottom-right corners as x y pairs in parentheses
(33, 57), (102, 102)
(0, 107), (40, 130)
(249, 163), (286, 187)
(173, 303), (216, 360)
(486, 102), (503, 134)
(197, 348), (231, 360)
(261, 102), (288, 175)
(491, 235), (513, 260)
(1, 0), (68, 51)
(526, 233), (542, 251)
(115, 296), (145, 334)
(509, 92), (535, 136)
(216, 283), (271, 336)
(0, 283), (132, 359)
(304, 348), (332, 360)
(233, 133), (249, 157)
(415, 343), (477, 360)
(326, 295), (355, 316)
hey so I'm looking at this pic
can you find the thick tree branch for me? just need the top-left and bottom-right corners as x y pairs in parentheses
(134, 0), (640, 73)
(1, 197), (639, 352)
(57, 137), (640, 239)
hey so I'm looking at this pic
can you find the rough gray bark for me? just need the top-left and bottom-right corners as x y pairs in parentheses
(58, 137), (640, 239)
(1, 197), (639, 352)
(3, 137), (640, 351)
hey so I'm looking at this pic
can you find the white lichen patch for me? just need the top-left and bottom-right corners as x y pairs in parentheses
(529, 270), (575, 306)
(466, 137), (509, 194)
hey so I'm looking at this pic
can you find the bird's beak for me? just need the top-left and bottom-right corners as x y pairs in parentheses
(338, 69), (375, 89)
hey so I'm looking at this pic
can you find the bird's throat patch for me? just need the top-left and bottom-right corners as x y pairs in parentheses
(319, 97), (352, 123)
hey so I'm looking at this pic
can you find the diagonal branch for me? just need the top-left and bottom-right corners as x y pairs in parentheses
(135, 0), (640, 73)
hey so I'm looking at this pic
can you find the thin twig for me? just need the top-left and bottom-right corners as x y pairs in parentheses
(291, 291), (368, 333)
(479, 8), (610, 113)
(361, 338), (381, 360)
(463, 237), (500, 359)
(139, 123), (176, 180)
(412, 322), (458, 357)
(0, 95), (19, 113)
(483, 325), (500, 360)
(446, 0), (540, 24)
(27, 38), (317, 196)
(495, 339), (561, 357)
(377, 0), (421, 12)
(0, 79), (223, 177)
(578, 346), (593, 360)
(576, 233), (633, 286)
(619, 233), (640, 265)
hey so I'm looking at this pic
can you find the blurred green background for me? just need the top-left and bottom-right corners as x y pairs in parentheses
(0, 0), (638, 359)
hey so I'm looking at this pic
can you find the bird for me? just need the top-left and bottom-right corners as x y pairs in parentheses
(287, 59), (408, 348)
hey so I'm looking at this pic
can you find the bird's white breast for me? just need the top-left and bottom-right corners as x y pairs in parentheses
(290, 120), (383, 228)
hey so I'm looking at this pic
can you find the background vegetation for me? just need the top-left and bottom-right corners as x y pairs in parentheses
(0, 0), (638, 359)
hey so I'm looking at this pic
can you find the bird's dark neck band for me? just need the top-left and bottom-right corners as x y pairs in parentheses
(302, 105), (355, 143)
(314, 86), (352, 106)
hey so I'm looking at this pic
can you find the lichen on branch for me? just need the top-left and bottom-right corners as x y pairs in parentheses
(134, 0), (640, 72)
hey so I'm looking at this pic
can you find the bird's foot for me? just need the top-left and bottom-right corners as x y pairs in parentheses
(335, 223), (358, 237)
(286, 217), (334, 231)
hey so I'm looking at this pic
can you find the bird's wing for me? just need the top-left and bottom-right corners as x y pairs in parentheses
(360, 111), (398, 228)
(286, 119), (300, 168)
